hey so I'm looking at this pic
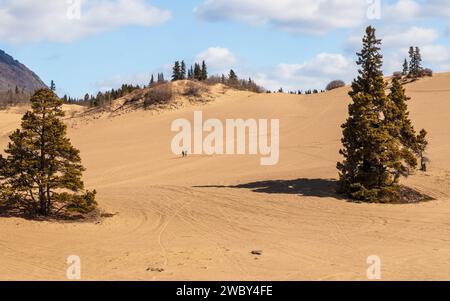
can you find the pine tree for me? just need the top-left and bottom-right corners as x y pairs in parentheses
(337, 26), (408, 202)
(228, 69), (238, 86)
(408, 46), (423, 78)
(414, 47), (422, 76)
(194, 63), (201, 80)
(50, 80), (56, 91)
(402, 58), (409, 76)
(188, 66), (194, 79)
(149, 74), (155, 86)
(201, 61), (208, 81)
(385, 78), (419, 179)
(0, 88), (97, 216)
(181, 61), (187, 80)
(172, 61), (181, 81)
(415, 129), (428, 171)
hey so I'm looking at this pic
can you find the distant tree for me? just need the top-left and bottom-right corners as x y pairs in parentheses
(149, 74), (155, 86)
(181, 61), (187, 80)
(201, 61), (208, 81)
(402, 58), (409, 76)
(415, 129), (429, 171)
(157, 73), (166, 83)
(408, 46), (423, 78)
(172, 61), (181, 81)
(228, 69), (238, 86)
(194, 63), (201, 80)
(326, 80), (345, 91)
(50, 80), (56, 91)
(187, 66), (194, 79)
(0, 88), (97, 216)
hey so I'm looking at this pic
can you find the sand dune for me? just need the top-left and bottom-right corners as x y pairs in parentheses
(1, 74), (450, 280)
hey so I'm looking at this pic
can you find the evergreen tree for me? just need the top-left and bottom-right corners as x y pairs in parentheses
(201, 61), (208, 81)
(188, 66), (194, 79)
(228, 69), (238, 86)
(172, 61), (181, 81)
(157, 73), (165, 83)
(0, 88), (97, 216)
(337, 26), (409, 202)
(181, 61), (187, 80)
(149, 74), (155, 86)
(415, 129), (429, 171)
(414, 46), (423, 76)
(408, 46), (423, 78)
(50, 80), (56, 91)
(402, 58), (409, 76)
(194, 63), (201, 80)
(385, 78), (419, 179)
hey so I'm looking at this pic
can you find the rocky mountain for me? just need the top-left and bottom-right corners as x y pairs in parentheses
(0, 49), (46, 93)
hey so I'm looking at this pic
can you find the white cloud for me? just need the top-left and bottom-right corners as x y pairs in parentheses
(253, 53), (355, 91)
(383, 0), (422, 21)
(0, 0), (171, 43)
(383, 0), (450, 20)
(195, 47), (237, 71)
(195, 0), (367, 35)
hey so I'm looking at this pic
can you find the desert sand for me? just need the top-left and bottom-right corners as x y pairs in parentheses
(1, 74), (450, 280)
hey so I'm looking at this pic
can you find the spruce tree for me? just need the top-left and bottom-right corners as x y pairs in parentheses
(385, 78), (419, 178)
(415, 129), (428, 171)
(50, 80), (56, 92)
(414, 47), (422, 76)
(0, 88), (97, 216)
(402, 58), (409, 76)
(172, 61), (181, 81)
(194, 63), (201, 80)
(337, 26), (408, 202)
(181, 61), (187, 80)
(201, 61), (208, 81)
(150, 74), (155, 86)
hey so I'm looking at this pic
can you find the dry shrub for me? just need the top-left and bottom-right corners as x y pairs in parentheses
(144, 84), (173, 108)
(326, 80), (345, 91)
(421, 68), (433, 77)
(183, 81), (208, 97)
(393, 71), (403, 80)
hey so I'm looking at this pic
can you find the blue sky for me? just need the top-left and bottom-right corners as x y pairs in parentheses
(0, 0), (449, 97)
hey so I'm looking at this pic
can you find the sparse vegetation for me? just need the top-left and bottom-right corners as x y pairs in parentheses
(326, 80), (346, 91)
(144, 83), (173, 108)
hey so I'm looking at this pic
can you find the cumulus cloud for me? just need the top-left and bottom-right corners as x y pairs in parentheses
(252, 53), (356, 92)
(195, 0), (368, 35)
(195, 47), (237, 71)
(0, 0), (171, 43)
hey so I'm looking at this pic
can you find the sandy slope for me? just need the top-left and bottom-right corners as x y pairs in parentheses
(1, 75), (450, 280)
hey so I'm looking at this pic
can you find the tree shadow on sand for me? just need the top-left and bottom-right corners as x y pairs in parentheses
(194, 178), (435, 204)
(194, 178), (344, 200)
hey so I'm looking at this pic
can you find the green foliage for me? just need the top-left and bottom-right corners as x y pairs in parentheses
(337, 26), (428, 202)
(201, 61), (208, 81)
(0, 88), (97, 217)
(408, 46), (423, 78)
(172, 61), (182, 81)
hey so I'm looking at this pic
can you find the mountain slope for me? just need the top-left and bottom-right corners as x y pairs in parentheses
(0, 49), (46, 93)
